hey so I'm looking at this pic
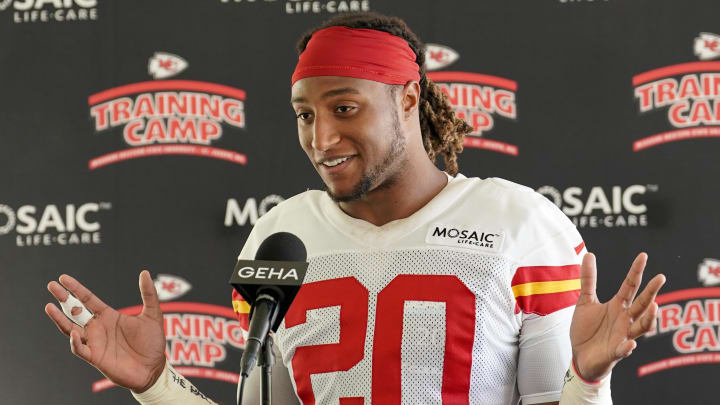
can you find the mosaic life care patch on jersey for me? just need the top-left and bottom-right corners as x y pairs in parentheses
(425, 223), (504, 253)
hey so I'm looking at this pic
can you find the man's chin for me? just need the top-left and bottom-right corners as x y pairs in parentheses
(325, 187), (364, 203)
(325, 177), (373, 203)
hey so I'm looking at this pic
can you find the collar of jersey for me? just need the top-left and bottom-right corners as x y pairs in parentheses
(319, 172), (468, 248)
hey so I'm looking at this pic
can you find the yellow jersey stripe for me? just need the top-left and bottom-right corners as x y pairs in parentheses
(512, 279), (581, 298)
(232, 300), (251, 314)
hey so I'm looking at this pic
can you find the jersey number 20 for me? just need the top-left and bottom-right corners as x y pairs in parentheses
(284, 275), (476, 405)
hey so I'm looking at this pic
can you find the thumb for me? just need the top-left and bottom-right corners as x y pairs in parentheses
(139, 270), (162, 319)
(578, 253), (598, 305)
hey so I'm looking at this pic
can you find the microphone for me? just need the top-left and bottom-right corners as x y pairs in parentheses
(229, 232), (309, 379)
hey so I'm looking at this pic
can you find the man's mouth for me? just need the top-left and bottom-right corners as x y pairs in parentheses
(318, 155), (355, 173)
(321, 156), (350, 167)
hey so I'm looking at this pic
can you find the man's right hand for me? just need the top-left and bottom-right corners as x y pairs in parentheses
(45, 270), (167, 393)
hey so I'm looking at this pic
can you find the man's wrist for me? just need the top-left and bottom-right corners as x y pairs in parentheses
(131, 360), (217, 405)
(572, 352), (613, 383)
(131, 360), (171, 401)
(132, 362), (168, 395)
(572, 357), (606, 385)
(559, 358), (612, 405)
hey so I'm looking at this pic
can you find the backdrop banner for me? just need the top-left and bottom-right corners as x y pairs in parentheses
(1, 0), (717, 403)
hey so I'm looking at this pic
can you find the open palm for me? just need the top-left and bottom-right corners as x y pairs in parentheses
(570, 253), (665, 382)
(45, 271), (167, 393)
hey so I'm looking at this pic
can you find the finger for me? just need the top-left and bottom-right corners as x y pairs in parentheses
(48, 280), (70, 303)
(578, 253), (598, 305)
(139, 270), (162, 320)
(58, 274), (109, 314)
(45, 302), (83, 337)
(629, 302), (659, 339)
(614, 253), (648, 306)
(49, 280), (95, 327)
(628, 273), (666, 319)
(615, 339), (637, 359)
(69, 329), (92, 363)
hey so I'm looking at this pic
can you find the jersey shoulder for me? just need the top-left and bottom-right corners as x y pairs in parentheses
(449, 175), (579, 261)
(487, 177), (560, 214)
(453, 175), (569, 229)
(255, 189), (325, 227)
(238, 190), (328, 259)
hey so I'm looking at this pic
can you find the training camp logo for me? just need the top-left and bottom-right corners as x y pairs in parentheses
(92, 274), (246, 393)
(536, 184), (658, 228)
(638, 259), (720, 377)
(87, 54), (247, 170)
(224, 194), (284, 227)
(0, 201), (111, 247)
(426, 43), (519, 156)
(1, 0), (97, 24)
(632, 33), (720, 151)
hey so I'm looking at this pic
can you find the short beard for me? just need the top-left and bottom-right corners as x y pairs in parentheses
(326, 111), (406, 203)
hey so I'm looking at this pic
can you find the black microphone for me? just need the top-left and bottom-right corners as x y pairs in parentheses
(229, 232), (309, 379)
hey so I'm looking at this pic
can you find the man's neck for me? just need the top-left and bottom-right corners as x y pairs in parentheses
(337, 160), (449, 227)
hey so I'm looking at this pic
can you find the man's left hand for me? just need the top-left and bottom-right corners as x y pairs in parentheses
(570, 252), (666, 382)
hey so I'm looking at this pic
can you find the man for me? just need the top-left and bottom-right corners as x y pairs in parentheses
(46, 12), (665, 405)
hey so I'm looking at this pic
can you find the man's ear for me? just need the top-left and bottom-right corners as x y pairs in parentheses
(401, 81), (421, 120)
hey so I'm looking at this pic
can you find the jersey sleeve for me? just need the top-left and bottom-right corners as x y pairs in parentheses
(513, 197), (587, 404)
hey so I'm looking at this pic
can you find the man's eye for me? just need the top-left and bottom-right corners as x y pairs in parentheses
(296, 112), (311, 120)
(335, 106), (355, 113)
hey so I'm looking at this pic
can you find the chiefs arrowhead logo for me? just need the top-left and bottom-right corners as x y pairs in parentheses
(694, 33), (720, 61)
(148, 52), (188, 79)
(698, 258), (720, 287)
(154, 274), (192, 301)
(425, 43), (459, 71)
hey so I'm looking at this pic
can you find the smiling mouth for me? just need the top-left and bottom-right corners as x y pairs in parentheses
(321, 156), (351, 167)
(317, 155), (356, 175)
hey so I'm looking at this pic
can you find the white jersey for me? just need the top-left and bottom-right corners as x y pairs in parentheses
(234, 174), (586, 405)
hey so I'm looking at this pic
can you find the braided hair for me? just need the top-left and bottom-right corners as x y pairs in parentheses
(296, 12), (472, 175)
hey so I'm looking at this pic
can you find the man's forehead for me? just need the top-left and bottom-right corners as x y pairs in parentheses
(290, 76), (383, 103)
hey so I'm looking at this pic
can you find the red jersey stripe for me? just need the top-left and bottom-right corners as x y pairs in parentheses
(511, 264), (581, 286)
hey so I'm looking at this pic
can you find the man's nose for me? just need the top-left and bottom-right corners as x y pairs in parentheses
(311, 114), (341, 151)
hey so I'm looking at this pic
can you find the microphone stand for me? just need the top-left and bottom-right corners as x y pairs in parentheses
(258, 334), (275, 405)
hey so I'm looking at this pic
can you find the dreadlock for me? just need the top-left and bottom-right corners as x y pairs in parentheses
(296, 12), (472, 175)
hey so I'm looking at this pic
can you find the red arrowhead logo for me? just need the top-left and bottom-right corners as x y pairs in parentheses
(425, 44), (459, 71)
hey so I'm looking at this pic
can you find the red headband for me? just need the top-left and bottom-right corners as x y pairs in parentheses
(291, 26), (420, 86)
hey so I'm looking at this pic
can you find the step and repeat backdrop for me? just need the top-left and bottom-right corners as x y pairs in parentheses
(1, 0), (718, 403)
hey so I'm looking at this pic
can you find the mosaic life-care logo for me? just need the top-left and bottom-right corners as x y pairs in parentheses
(218, 0), (370, 15)
(0, 0), (97, 24)
(0, 201), (111, 247)
(632, 33), (720, 151)
(536, 184), (658, 229)
(224, 194), (285, 227)
(426, 44), (519, 156)
(87, 53), (247, 170)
